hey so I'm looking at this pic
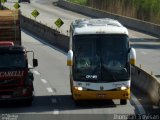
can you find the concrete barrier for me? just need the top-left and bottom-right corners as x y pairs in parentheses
(20, 15), (69, 51)
(58, 0), (160, 38)
(132, 66), (160, 106)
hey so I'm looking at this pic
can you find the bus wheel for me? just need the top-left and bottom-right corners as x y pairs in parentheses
(120, 99), (127, 105)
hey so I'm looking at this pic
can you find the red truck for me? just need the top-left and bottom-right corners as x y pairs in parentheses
(0, 42), (38, 105)
(0, 10), (38, 106)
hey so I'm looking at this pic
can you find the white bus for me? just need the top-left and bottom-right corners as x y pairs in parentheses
(67, 18), (136, 105)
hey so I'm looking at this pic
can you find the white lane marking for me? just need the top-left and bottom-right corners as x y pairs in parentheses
(47, 88), (53, 93)
(53, 109), (59, 115)
(131, 93), (146, 114)
(33, 70), (40, 75)
(52, 98), (57, 103)
(41, 79), (48, 84)
(152, 105), (159, 109)
(141, 51), (147, 55)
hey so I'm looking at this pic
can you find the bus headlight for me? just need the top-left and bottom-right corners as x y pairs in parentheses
(74, 87), (83, 91)
(74, 86), (89, 91)
(120, 86), (127, 90)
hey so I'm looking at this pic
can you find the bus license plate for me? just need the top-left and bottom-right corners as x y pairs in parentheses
(1, 95), (11, 99)
(97, 94), (106, 97)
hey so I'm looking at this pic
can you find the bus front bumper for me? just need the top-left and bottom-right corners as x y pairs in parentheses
(72, 88), (130, 100)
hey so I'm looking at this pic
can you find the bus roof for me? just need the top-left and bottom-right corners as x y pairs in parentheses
(71, 18), (128, 36)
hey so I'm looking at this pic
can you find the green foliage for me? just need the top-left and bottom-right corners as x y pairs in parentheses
(86, 0), (160, 24)
(1, 0), (7, 4)
(68, 0), (87, 5)
(133, 0), (160, 22)
(67, 0), (160, 24)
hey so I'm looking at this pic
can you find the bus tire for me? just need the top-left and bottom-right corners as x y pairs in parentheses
(120, 99), (127, 105)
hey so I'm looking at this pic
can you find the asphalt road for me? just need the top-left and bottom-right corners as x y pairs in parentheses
(0, 0), (159, 119)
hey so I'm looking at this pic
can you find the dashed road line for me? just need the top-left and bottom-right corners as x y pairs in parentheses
(47, 88), (53, 93)
(141, 51), (147, 55)
(131, 93), (146, 114)
(41, 79), (48, 84)
(33, 70), (40, 75)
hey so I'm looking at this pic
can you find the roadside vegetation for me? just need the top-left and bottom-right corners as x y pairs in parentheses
(68, 0), (87, 5)
(68, 0), (160, 24)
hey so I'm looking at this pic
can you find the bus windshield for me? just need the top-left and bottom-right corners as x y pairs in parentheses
(73, 34), (130, 82)
(0, 53), (26, 68)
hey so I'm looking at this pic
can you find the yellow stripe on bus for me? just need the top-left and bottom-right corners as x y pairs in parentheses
(72, 88), (130, 100)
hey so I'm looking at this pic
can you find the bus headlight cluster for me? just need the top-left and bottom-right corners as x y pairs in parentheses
(74, 87), (87, 91)
(120, 86), (127, 90)
(75, 87), (83, 91)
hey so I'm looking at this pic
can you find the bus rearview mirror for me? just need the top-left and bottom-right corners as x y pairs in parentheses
(130, 48), (136, 65)
(67, 50), (73, 66)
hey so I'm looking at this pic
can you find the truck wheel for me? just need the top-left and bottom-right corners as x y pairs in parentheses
(120, 99), (127, 105)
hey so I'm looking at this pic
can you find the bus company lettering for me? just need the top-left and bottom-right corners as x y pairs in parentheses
(0, 71), (24, 77)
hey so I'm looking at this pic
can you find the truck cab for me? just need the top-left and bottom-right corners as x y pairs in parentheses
(0, 44), (38, 105)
